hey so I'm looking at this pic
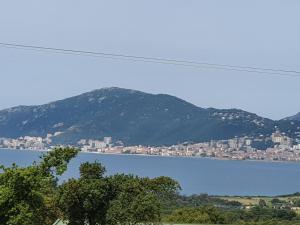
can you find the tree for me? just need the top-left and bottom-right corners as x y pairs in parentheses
(56, 162), (111, 225)
(0, 147), (79, 225)
(79, 161), (106, 179)
(57, 164), (180, 225)
(271, 198), (283, 205)
(0, 148), (180, 225)
(106, 174), (162, 225)
(163, 206), (226, 224)
(259, 199), (267, 208)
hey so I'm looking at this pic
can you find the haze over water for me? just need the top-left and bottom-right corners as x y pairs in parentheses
(1, 149), (300, 196)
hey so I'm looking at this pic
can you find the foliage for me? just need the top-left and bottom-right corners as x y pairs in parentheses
(2, 87), (300, 146)
(163, 204), (299, 225)
(241, 206), (297, 221)
(56, 163), (180, 225)
(0, 148), (179, 225)
(1, 146), (300, 225)
(258, 199), (267, 208)
(271, 198), (285, 205)
(162, 193), (242, 215)
(0, 147), (79, 225)
(163, 206), (227, 224)
(40, 147), (79, 176)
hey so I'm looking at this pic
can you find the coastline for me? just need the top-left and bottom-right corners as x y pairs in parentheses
(80, 151), (300, 164)
(2, 147), (300, 196)
(1, 147), (299, 164)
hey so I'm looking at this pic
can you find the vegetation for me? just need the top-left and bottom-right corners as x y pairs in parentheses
(220, 194), (300, 210)
(2, 147), (300, 225)
(1, 87), (300, 146)
(0, 147), (180, 225)
(0, 147), (78, 225)
(163, 205), (298, 224)
(163, 206), (227, 224)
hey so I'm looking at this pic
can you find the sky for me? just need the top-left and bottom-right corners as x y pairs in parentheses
(0, 0), (299, 120)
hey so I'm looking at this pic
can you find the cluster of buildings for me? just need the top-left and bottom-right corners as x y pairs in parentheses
(78, 131), (300, 162)
(0, 136), (50, 150)
(1, 131), (300, 162)
(78, 137), (113, 151)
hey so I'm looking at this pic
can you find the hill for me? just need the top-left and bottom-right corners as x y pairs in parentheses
(286, 113), (300, 121)
(0, 87), (299, 146)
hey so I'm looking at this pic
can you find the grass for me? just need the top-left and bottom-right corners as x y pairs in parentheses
(219, 195), (300, 215)
(221, 196), (280, 206)
(221, 195), (300, 207)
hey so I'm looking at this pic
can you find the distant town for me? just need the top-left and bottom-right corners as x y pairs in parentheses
(1, 131), (300, 162)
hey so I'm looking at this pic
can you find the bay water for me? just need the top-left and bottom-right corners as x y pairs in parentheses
(1, 149), (300, 196)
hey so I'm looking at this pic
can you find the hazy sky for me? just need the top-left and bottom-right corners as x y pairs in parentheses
(0, 0), (299, 119)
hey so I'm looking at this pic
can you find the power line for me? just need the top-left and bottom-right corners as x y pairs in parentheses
(0, 42), (300, 78)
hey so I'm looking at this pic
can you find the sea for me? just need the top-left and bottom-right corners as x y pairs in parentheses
(1, 148), (300, 196)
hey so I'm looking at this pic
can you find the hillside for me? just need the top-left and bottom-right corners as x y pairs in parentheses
(286, 113), (300, 121)
(0, 87), (299, 146)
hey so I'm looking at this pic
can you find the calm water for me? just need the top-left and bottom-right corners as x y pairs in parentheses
(1, 149), (300, 196)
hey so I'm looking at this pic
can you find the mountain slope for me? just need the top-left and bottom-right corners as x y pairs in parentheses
(0, 87), (299, 146)
(286, 113), (300, 121)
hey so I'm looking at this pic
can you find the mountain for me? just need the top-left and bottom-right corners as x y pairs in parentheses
(0, 87), (299, 146)
(286, 113), (300, 121)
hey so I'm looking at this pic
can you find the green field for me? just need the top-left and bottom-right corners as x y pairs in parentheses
(221, 195), (300, 207)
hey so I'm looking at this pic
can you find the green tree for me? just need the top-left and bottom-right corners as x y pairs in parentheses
(79, 161), (106, 179)
(0, 148), (179, 225)
(56, 162), (111, 225)
(57, 164), (180, 225)
(106, 174), (162, 225)
(163, 206), (226, 224)
(0, 147), (78, 225)
(259, 199), (267, 208)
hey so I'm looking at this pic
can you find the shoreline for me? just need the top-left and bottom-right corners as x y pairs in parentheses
(0, 147), (299, 164)
(1, 147), (300, 197)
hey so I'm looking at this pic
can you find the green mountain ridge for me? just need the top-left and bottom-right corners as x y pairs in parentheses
(0, 87), (299, 146)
